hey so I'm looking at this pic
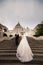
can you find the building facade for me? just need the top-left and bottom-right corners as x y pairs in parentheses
(0, 24), (8, 37)
(13, 22), (29, 36)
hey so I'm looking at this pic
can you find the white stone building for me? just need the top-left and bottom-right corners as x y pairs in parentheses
(13, 22), (26, 36)
(0, 24), (8, 37)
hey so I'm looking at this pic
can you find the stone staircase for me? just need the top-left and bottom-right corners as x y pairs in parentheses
(0, 37), (43, 65)
(0, 48), (43, 65)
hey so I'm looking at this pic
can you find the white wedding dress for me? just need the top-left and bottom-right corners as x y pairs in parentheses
(16, 36), (33, 62)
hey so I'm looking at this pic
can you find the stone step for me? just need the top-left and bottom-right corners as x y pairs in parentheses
(32, 49), (43, 52)
(32, 50), (43, 53)
(0, 60), (43, 65)
(32, 48), (43, 50)
(0, 55), (43, 64)
(0, 47), (43, 50)
(32, 47), (43, 49)
(0, 51), (43, 64)
(0, 52), (43, 59)
(0, 53), (43, 57)
(0, 47), (42, 50)
(31, 47), (43, 48)
(0, 49), (43, 54)
(0, 49), (43, 55)
(0, 50), (16, 53)
(0, 63), (42, 65)
(0, 55), (43, 60)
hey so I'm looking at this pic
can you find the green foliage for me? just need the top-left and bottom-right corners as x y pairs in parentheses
(35, 28), (43, 36)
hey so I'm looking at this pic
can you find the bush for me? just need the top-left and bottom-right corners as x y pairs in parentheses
(35, 28), (43, 36)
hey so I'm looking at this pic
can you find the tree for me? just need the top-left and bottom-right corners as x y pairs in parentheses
(35, 28), (43, 36)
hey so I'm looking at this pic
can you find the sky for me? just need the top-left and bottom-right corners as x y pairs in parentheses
(0, 0), (43, 30)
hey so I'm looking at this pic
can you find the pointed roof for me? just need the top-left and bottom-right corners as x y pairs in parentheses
(15, 22), (23, 28)
(34, 23), (43, 30)
(0, 23), (8, 30)
(16, 22), (21, 27)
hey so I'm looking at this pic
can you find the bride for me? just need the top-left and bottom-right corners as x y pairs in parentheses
(16, 34), (33, 62)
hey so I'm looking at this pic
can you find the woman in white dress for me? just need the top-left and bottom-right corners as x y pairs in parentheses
(16, 34), (33, 62)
